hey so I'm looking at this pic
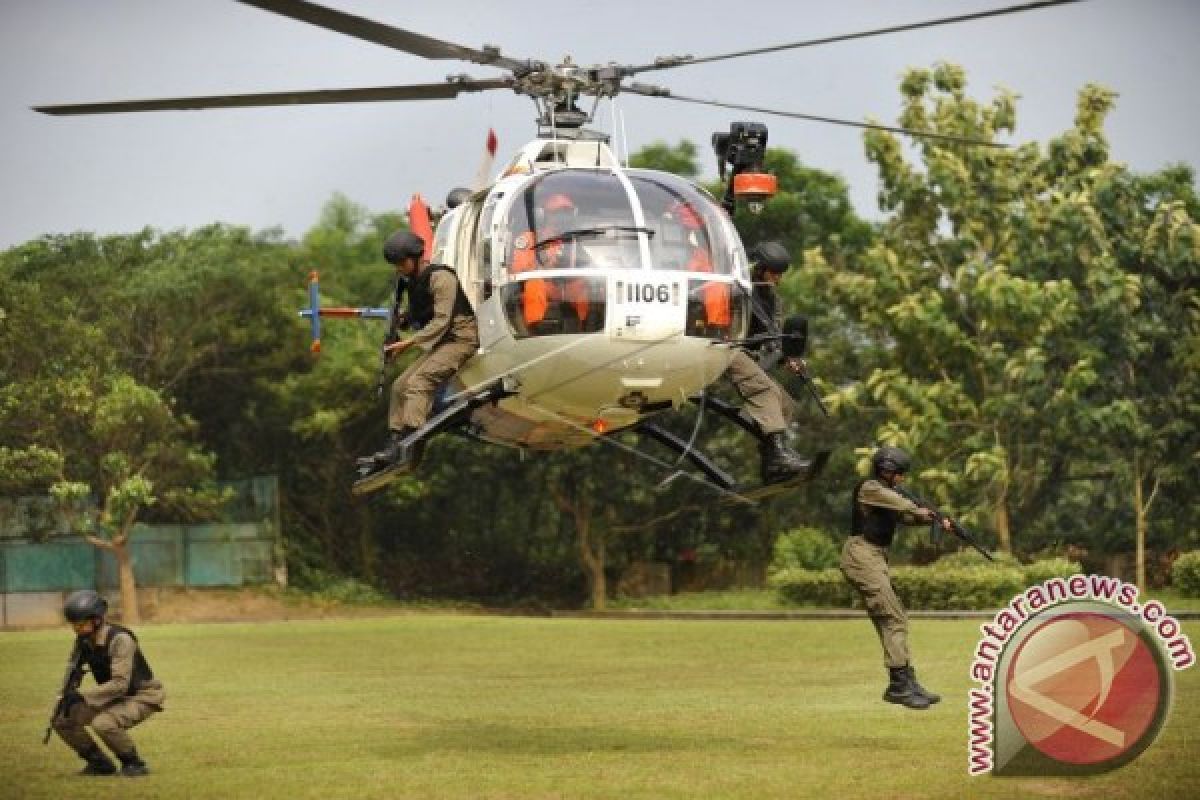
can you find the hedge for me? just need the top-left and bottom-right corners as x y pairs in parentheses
(770, 527), (841, 572)
(770, 557), (1082, 611)
(1173, 551), (1200, 597)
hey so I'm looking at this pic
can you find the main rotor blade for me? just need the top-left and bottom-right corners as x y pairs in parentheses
(33, 79), (512, 115)
(237, 0), (529, 72)
(624, 85), (1007, 148)
(624, 0), (1085, 75)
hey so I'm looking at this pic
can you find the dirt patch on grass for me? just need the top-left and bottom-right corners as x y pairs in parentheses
(138, 587), (401, 624)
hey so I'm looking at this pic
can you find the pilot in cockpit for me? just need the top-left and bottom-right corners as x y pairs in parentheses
(661, 199), (714, 272)
(511, 192), (589, 329)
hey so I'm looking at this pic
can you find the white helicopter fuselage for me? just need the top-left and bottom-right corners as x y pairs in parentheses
(430, 135), (753, 449)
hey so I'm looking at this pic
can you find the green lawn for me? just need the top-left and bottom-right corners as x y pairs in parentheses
(608, 588), (791, 611)
(1, 615), (1196, 799)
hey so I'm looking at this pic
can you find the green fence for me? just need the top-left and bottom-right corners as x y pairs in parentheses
(0, 477), (282, 594)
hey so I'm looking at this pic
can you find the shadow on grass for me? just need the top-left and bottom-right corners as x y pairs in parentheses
(376, 720), (737, 758)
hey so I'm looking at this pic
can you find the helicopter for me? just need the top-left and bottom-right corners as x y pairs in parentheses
(32, 0), (1078, 497)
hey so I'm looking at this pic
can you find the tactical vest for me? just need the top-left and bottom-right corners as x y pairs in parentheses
(83, 624), (154, 696)
(850, 478), (900, 548)
(407, 265), (474, 329)
(747, 283), (779, 348)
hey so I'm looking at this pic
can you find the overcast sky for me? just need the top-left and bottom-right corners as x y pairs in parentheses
(2, 0), (1197, 249)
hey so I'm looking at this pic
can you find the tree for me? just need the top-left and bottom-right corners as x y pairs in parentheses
(49, 376), (226, 623)
(629, 140), (700, 178)
(1102, 167), (1200, 587)
(0, 283), (223, 622)
(811, 65), (1146, 554)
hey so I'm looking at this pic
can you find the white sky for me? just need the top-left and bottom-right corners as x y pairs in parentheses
(1, 0), (1197, 248)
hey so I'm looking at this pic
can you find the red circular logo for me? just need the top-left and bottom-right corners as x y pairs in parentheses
(1006, 612), (1162, 766)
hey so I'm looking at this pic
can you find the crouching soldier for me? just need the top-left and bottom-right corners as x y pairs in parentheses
(52, 590), (165, 776)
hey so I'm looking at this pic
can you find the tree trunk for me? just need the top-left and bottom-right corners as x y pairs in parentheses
(1131, 454), (1157, 592)
(575, 500), (607, 610)
(553, 483), (606, 610)
(113, 540), (141, 624)
(993, 487), (1013, 554)
(356, 507), (377, 584)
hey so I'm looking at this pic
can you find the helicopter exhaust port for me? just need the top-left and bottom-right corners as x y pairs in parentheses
(712, 121), (777, 214)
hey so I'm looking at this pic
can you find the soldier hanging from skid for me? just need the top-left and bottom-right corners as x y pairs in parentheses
(840, 446), (952, 710)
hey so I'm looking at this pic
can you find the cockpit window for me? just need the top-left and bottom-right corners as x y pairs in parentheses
(505, 170), (642, 273)
(628, 171), (738, 276)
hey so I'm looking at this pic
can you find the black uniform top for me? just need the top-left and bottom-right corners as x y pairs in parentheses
(746, 282), (781, 350)
(405, 265), (477, 349)
(850, 478), (925, 548)
(78, 623), (164, 708)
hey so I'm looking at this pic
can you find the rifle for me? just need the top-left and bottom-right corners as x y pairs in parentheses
(740, 311), (831, 419)
(891, 485), (996, 562)
(43, 638), (86, 744)
(376, 276), (410, 398)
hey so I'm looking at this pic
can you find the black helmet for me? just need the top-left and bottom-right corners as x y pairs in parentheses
(382, 230), (426, 264)
(872, 446), (912, 476)
(64, 589), (107, 623)
(749, 241), (790, 273)
(445, 187), (472, 209)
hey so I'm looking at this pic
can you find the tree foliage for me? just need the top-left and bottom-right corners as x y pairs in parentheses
(807, 63), (1199, 567)
(3, 70), (1198, 608)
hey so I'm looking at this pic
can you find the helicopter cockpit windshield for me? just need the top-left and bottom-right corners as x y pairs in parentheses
(628, 171), (740, 277)
(506, 170), (643, 273)
(498, 168), (746, 339)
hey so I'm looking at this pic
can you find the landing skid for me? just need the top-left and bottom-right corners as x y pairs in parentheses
(723, 450), (831, 504)
(640, 395), (830, 501)
(352, 459), (412, 495)
(635, 422), (736, 491)
(352, 380), (513, 497)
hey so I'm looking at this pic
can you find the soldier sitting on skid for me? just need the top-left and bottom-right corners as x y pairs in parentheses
(361, 230), (480, 473)
(721, 241), (814, 484)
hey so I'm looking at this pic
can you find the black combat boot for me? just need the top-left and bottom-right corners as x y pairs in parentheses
(78, 745), (117, 776)
(883, 666), (930, 710)
(906, 665), (941, 704)
(117, 748), (149, 777)
(759, 432), (812, 485)
(358, 427), (415, 470)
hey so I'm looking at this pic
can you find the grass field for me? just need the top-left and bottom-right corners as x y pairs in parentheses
(1, 614), (1196, 799)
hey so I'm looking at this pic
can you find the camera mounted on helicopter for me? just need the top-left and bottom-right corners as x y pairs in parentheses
(712, 121), (777, 215)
